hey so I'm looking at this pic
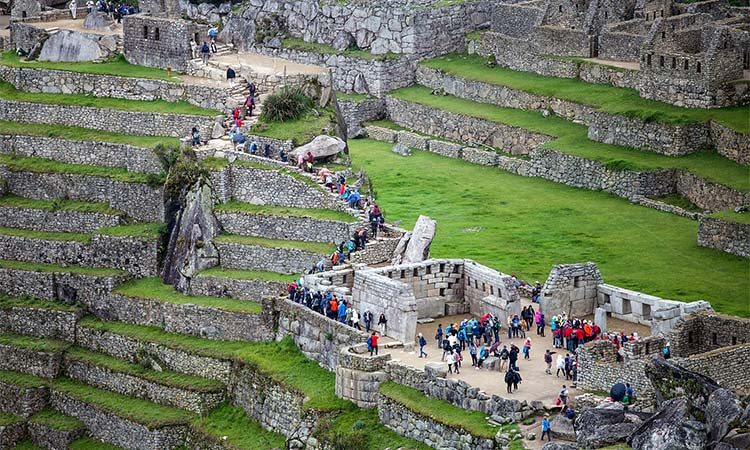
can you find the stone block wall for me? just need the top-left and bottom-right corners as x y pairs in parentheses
(463, 260), (522, 325)
(0, 66), (235, 112)
(351, 269), (418, 344)
(0, 379), (48, 417)
(598, 24), (647, 62)
(337, 97), (386, 135)
(188, 274), (287, 301)
(0, 344), (62, 379)
(675, 171), (750, 213)
(697, 216), (750, 258)
(215, 240), (328, 274)
(276, 298), (368, 370)
(336, 348), (390, 407)
(540, 262), (602, 317)
(0, 205), (122, 233)
(668, 312), (750, 358)
(0, 98), (218, 138)
(215, 210), (359, 244)
(123, 15), (205, 72)
(0, 134), (165, 174)
(0, 169), (165, 223)
(0, 267), (126, 308)
(710, 122), (750, 165)
(675, 344), (750, 392)
(348, 234), (401, 266)
(0, 305), (81, 342)
(577, 61), (641, 89)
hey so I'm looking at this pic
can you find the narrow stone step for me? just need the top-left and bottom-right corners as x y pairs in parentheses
(190, 267), (289, 301)
(27, 408), (86, 450)
(0, 335), (69, 379)
(0, 369), (48, 418)
(103, 277), (272, 342)
(0, 293), (83, 341)
(214, 234), (335, 274)
(0, 195), (124, 233)
(50, 378), (192, 450)
(63, 347), (225, 415)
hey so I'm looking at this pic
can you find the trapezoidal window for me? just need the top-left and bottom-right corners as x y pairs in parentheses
(143, 26), (148, 39)
(672, 57), (676, 68)
(696, 61), (701, 73)
(660, 55), (665, 67)
(154, 28), (160, 41)
(684, 60), (689, 70)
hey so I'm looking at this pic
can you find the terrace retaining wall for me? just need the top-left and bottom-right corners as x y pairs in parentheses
(0, 205), (122, 233)
(215, 210), (359, 244)
(697, 216), (750, 258)
(188, 275), (286, 301)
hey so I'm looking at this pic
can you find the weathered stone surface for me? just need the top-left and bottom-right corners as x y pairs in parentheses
(401, 215), (436, 264)
(645, 357), (721, 409)
(629, 397), (708, 450)
(549, 414), (575, 441)
(391, 142), (411, 156)
(706, 389), (743, 447)
(289, 135), (346, 160)
(83, 11), (114, 31)
(38, 30), (111, 62)
(331, 31), (355, 51)
(575, 405), (639, 449)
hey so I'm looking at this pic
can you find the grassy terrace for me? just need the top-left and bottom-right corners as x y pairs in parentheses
(29, 409), (84, 432)
(252, 108), (336, 146)
(215, 200), (358, 223)
(97, 222), (165, 238)
(206, 156), (326, 191)
(0, 259), (126, 277)
(0, 411), (21, 427)
(423, 53), (750, 132)
(0, 294), (80, 312)
(69, 438), (122, 450)
(0, 52), (183, 83)
(0, 120), (178, 149)
(0, 195), (120, 215)
(0, 224), (162, 242)
(0, 154), (165, 185)
(0, 369), (47, 388)
(215, 234), (335, 255)
(709, 210), (750, 225)
(65, 347), (224, 392)
(53, 378), (192, 427)
(322, 408), (433, 450)
(282, 37), (400, 61)
(198, 267), (292, 283)
(379, 381), (499, 439)
(350, 139), (750, 316)
(193, 403), (286, 449)
(0, 81), (215, 116)
(79, 317), (352, 411)
(390, 86), (750, 191)
(113, 277), (262, 314)
(0, 334), (70, 352)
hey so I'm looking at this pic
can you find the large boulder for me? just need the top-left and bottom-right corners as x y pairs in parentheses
(645, 357), (721, 409)
(707, 389), (743, 447)
(82, 12), (114, 31)
(401, 215), (436, 264)
(218, 14), (256, 50)
(38, 30), (111, 62)
(549, 415), (575, 441)
(575, 404), (639, 449)
(629, 397), (708, 450)
(289, 135), (345, 161)
(331, 31), (355, 51)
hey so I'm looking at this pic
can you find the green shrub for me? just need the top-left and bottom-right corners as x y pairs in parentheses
(260, 87), (314, 122)
(327, 430), (368, 450)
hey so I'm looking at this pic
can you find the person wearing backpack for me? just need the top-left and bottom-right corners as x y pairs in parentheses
(418, 333), (427, 358)
(541, 414), (551, 441)
(200, 41), (210, 64)
(369, 331), (379, 356)
(499, 345), (509, 371)
(544, 349), (554, 374)
(435, 324), (443, 349)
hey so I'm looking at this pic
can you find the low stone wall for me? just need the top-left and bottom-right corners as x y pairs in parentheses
(336, 347), (390, 407)
(348, 235), (401, 266)
(0, 234), (160, 277)
(87, 294), (274, 342)
(0, 379), (48, 417)
(577, 61), (640, 90)
(697, 216), (750, 258)
(28, 419), (84, 450)
(469, 32), (579, 79)
(0, 205), (122, 233)
(0, 66), (236, 112)
(0, 168), (165, 223)
(215, 241), (328, 274)
(0, 134), (165, 174)
(50, 389), (190, 450)
(675, 171), (750, 213)
(337, 97), (386, 135)
(0, 98), (218, 138)
(710, 122), (750, 165)
(675, 344), (750, 392)
(188, 274), (286, 301)
(0, 344), (62, 379)
(216, 210), (359, 244)
(384, 360), (426, 391)
(378, 394), (498, 450)
(0, 420), (25, 448)
(276, 298), (368, 370)
(0, 304), (81, 342)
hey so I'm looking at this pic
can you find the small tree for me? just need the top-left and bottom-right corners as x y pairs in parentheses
(261, 87), (314, 122)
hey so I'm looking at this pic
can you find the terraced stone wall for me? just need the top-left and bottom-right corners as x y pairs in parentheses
(0, 269), (126, 307)
(337, 97), (386, 135)
(675, 344), (750, 392)
(188, 275), (286, 301)
(0, 134), (165, 174)
(697, 216), (750, 258)
(351, 269), (418, 345)
(0, 99), (218, 138)
(0, 168), (165, 223)
(0, 206), (122, 233)
(0, 304), (81, 341)
(710, 122), (750, 165)
(598, 20), (648, 61)
(675, 171), (750, 212)
(336, 347), (390, 407)
(463, 260), (522, 324)
(215, 210), (359, 244)
(0, 66), (235, 112)
(348, 234), (401, 266)
(214, 240), (327, 274)
(0, 379), (47, 417)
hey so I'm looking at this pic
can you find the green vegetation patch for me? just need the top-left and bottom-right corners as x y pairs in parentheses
(69, 438), (122, 450)
(192, 403), (286, 449)
(709, 209), (750, 225)
(97, 223), (166, 238)
(0, 81), (215, 117)
(0, 195), (120, 215)
(379, 381), (498, 438)
(78, 317), (352, 411)
(650, 194), (702, 212)
(52, 378), (193, 427)
(321, 408), (432, 450)
(349, 139), (750, 316)
(390, 85), (750, 192)
(0, 411), (22, 427)
(201, 156), (229, 171)
(0, 154), (166, 186)
(29, 408), (84, 432)
(282, 37), (400, 61)
(0, 294), (79, 312)
(0, 52), (183, 82)
(0, 259), (126, 277)
(0, 369), (47, 388)
(0, 120), (178, 149)
(215, 200), (358, 223)
(11, 441), (42, 450)
(65, 347), (224, 392)
(0, 225), (90, 242)
(251, 108), (336, 147)
(422, 53), (750, 133)
(0, 334), (70, 352)
(113, 277), (262, 314)
(198, 267), (292, 283)
(215, 234), (335, 255)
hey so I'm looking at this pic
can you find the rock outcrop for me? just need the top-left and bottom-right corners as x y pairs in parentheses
(83, 12), (114, 31)
(401, 215), (436, 264)
(575, 403), (641, 449)
(38, 30), (116, 62)
(630, 397), (708, 450)
(646, 357), (721, 409)
(289, 135), (346, 160)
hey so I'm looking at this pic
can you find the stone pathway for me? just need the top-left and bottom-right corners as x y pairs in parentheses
(583, 58), (640, 71)
(35, 17), (122, 36)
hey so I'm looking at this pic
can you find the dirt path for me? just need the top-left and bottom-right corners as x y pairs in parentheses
(210, 51), (327, 76)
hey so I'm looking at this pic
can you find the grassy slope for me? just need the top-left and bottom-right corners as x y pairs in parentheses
(215, 234), (335, 255)
(709, 210), (750, 225)
(0, 411), (21, 426)
(198, 267), (293, 283)
(97, 223), (165, 238)
(0, 225), (90, 242)
(192, 403), (286, 449)
(69, 438), (122, 450)
(0, 334), (70, 352)
(79, 317), (352, 411)
(423, 54), (750, 133)
(0, 259), (126, 277)
(0, 294), (79, 312)
(29, 409), (84, 432)
(322, 408), (433, 450)
(251, 108), (335, 146)
(0, 369), (47, 388)
(0, 195), (120, 215)
(215, 200), (358, 223)
(0, 120), (178, 149)
(113, 277), (262, 314)
(390, 86), (749, 192)
(0, 52), (183, 82)
(350, 139), (750, 317)
(0, 81), (214, 116)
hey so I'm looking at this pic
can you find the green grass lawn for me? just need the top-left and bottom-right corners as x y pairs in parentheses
(0, 194), (120, 215)
(215, 234), (335, 255)
(29, 409), (84, 432)
(709, 210), (750, 225)
(0, 369), (47, 388)
(0, 81), (215, 116)
(321, 408), (433, 450)
(97, 223), (166, 238)
(79, 317), (353, 411)
(0, 153), (165, 185)
(215, 200), (358, 223)
(0, 294), (80, 312)
(113, 277), (262, 314)
(192, 403), (286, 449)
(0, 52), (183, 82)
(423, 54), (750, 133)
(0, 259), (126, 277)
(198, 267), (293, 283)
(69, 438), (121, 450)
(0, 120), (178, 149)
(65, 346), (224, 392)
(251, 108), (336, 146)
(350, 139), (750, 317)
(0, 334), (70, 352)
(390, 86), (749, 192)
(0, 225), (91, 242)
